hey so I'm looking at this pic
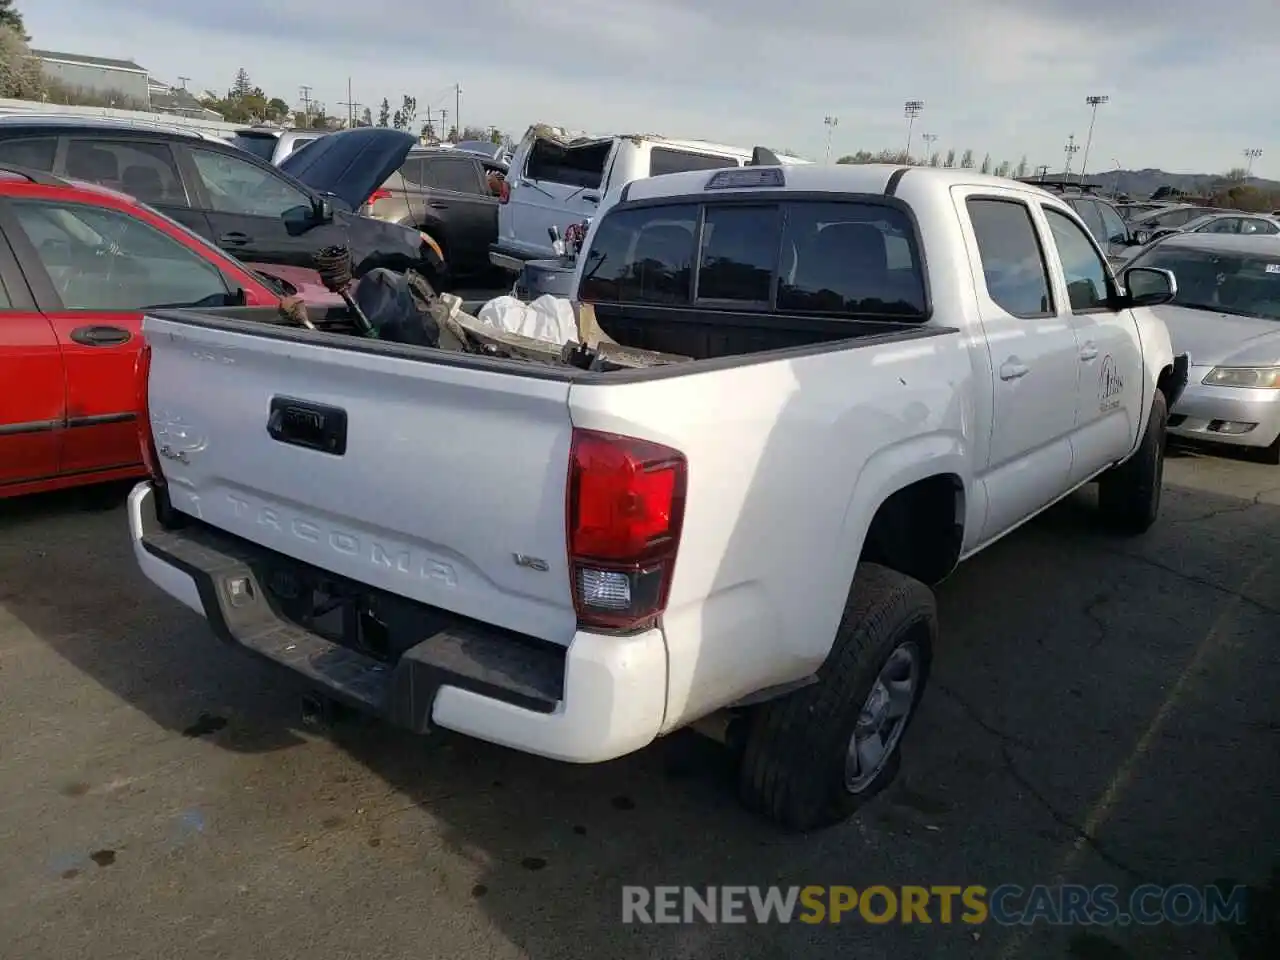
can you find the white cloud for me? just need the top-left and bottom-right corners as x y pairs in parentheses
(21, 0), (1280, 176)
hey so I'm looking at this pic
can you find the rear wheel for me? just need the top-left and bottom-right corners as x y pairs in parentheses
(737, 563), (936, 831)
(1099, 390), (1167, 535)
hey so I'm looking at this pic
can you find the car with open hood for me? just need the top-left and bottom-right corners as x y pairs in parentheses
(1125, 233), (1280, 462)
(0, 117), (444, 285)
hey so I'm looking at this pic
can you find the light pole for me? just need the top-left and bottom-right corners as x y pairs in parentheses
(1063, 134), (1079, 177)
(903, 100), (923, 162)
(1078, 94), (1108, 183)
(920, 133), (937, 164)
(1243, 148), (1263, 178)
(823, 116), (839, 164)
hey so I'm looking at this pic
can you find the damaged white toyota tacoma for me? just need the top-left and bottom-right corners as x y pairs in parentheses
(129, 161), (1188, 830)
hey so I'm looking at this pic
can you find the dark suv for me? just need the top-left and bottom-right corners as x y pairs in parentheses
(0, 117), (444, 283)
(1018, 178), (1135, 264)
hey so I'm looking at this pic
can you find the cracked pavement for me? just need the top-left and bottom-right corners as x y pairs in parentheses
(0, 448), (1276, 960)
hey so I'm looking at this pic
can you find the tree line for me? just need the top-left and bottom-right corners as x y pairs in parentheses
(837, 147), (1031, 179)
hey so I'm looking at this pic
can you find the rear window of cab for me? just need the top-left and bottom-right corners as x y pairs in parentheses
(577, 199), (927, 319)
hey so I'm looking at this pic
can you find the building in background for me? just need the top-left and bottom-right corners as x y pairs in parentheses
(29, 49), (150, 108)
(148, 78), (222, 121)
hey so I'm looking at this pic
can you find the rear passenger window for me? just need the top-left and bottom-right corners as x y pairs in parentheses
(64, 140), (186, 206)
(422, 157), (482, 195)
(0, 138), (57, 172)
(966, 198), (1053, 317)
(578, 204), (697, 305)
(697, 206), (779, 303)
(777, 202), (927, 317)
(649, 148), (740, 177)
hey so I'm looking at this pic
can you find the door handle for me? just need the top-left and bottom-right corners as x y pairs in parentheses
(219, 231), (250, 246)
(70, 325), (132, 347)
(999, 360), (1030, 381)
(1079, 342), (1099, 361)
(427, 201), (449, 209)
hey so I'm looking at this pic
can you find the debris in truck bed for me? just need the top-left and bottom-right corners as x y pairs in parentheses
(272, 265), (691, 370)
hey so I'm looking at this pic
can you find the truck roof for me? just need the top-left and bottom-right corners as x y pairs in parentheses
(620, 163), (1046, 203)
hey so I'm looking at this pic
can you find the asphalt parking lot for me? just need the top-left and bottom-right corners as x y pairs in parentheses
(1, 449), (1276, 960)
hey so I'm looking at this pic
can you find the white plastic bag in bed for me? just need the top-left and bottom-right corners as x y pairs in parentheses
(476, 294), (578, 346)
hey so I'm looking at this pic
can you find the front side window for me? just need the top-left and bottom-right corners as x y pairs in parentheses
(65, 139), (186, 206)
(1068, 198), (1106, 243)
(188, 147), (312, 219)
(1096, 202), (1128, 245)
(966, 198), (1053, 318)
(1044, 207), (1111, 311)
(10, 199), (232, 311)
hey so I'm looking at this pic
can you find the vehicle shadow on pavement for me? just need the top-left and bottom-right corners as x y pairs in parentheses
(0, 483), (309, 753)
(319, 466), (1277, 959)
(1, 467), (1276, 960)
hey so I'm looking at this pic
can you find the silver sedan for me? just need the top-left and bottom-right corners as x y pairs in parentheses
(1124, 234), (1280, 462)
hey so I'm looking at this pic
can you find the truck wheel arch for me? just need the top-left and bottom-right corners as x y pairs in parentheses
(859, 474), (966, 587)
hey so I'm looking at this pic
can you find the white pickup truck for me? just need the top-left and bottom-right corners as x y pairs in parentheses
(129, 163), (1188, 830)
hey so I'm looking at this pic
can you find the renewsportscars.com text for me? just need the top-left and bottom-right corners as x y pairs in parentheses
(621, 884), (1248, 926)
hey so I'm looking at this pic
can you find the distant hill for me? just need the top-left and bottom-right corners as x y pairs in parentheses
(1045, 168), (1280, 200)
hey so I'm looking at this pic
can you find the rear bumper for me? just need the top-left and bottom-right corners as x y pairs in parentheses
(127, 483), (667, 762)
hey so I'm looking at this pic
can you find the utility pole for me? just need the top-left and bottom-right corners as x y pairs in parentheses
(823, 116), (839, 164)
(454, 83), (462, 138)
(439, 108), (449, 141)
(920, 133), (938, 164)
(1063, 134), (1079, 177)
(298, 85), (313, 126)
(903, 100), (923, 162)
(1243, 148), (1263, 178)
(1079, 94), (1109, 183)
(338, 77), (360, 127)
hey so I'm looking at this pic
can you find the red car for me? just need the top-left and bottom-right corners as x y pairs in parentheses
(0, 165), (282, 499)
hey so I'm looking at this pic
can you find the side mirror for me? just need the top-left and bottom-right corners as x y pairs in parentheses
(1122, 266), (1177, 308)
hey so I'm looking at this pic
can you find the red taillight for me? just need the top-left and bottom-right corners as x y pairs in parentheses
(368, 188), (392, 205)
(566, 429), (687, 631)
(135, 342), (163, 484)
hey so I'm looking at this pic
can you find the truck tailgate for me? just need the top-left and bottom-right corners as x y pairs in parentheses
(142, 315), (578, 644)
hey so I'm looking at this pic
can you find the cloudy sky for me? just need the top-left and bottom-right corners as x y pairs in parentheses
(23, 0), (1279, 176)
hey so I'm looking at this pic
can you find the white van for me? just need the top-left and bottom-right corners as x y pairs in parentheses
(490, 122), (809, 271)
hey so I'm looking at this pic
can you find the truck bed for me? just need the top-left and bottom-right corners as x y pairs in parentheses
(162, 301), (945, 375)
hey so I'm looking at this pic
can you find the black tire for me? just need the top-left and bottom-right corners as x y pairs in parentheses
(1098, 390), (1167, 535)
(737, 563), (937, 832)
